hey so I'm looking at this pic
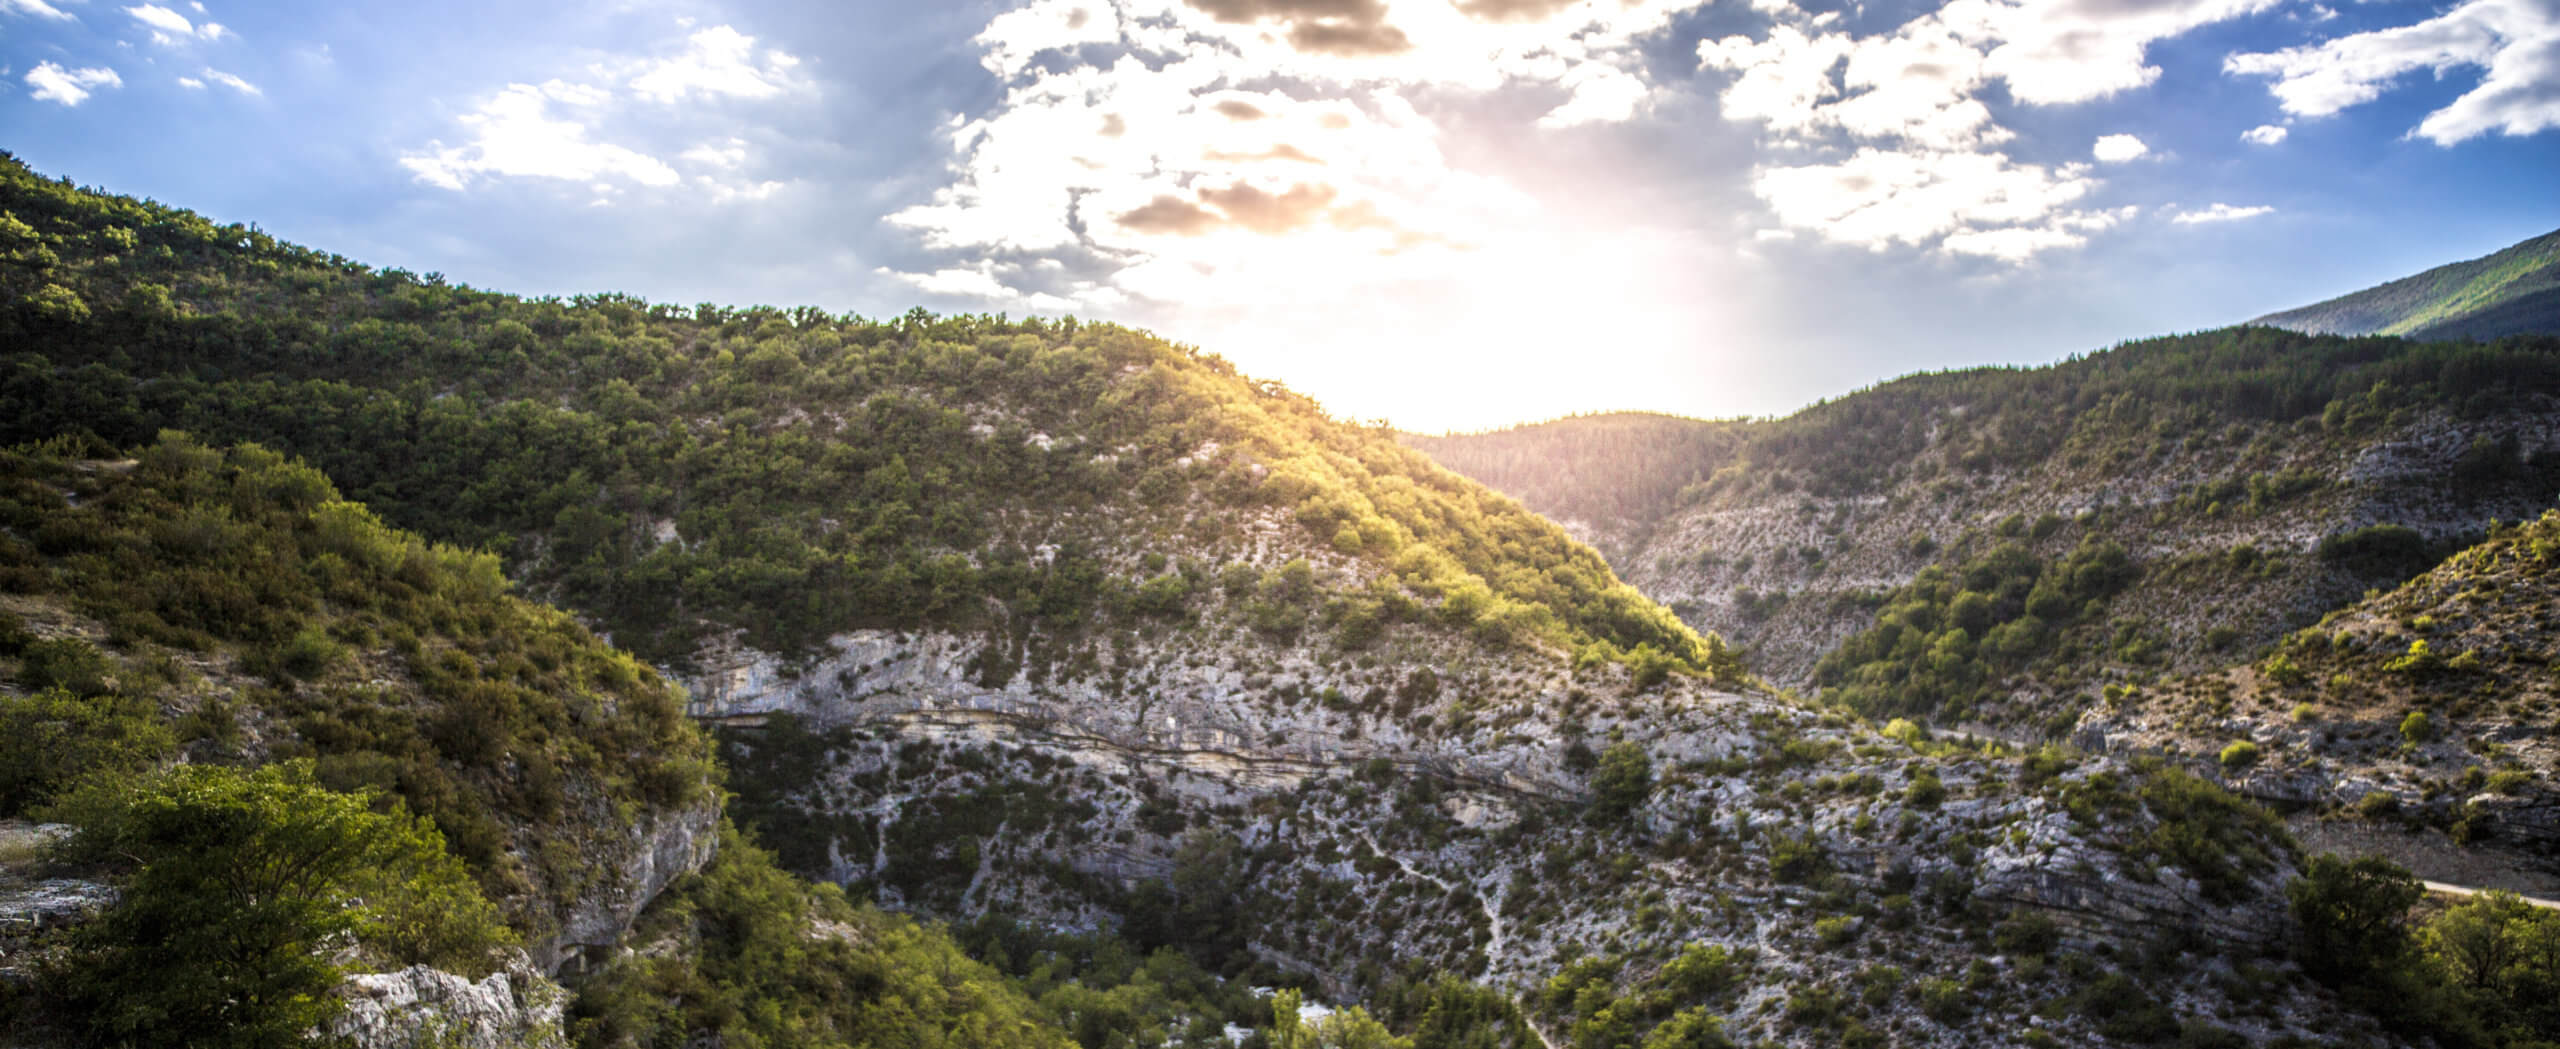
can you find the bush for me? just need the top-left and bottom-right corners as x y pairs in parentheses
(1591, 742), (1654, 822)
(2399, 710), (2435, 744)
(1917, 978), (1968, 1023)
(0, 687), (175, 817)
(2219, 740), (2261, 771)
(2286, 853), (2421, 985)
(42, 762), (511, 1048)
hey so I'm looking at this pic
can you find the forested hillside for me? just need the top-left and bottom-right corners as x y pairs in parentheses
(2253, 228), (2560, 341)
(1401, 414), (1747, 559)
(0, 149), (1720, 683)
(0, 436), (1084, 1049)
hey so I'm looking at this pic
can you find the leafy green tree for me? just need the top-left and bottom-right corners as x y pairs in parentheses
(2286, 853), (2422, 985)
(44, 761), (511, 1048)
(1591, 742), (1654, 822)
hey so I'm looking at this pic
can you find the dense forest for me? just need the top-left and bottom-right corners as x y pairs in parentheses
(0, 151), (1728, 682)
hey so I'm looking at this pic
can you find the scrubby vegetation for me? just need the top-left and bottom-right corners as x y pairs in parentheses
(1814, 536), (2137, 723)
(0, 435), (711, 937)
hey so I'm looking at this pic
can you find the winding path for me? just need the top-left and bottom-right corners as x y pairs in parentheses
(2421, 880), (2560, 910)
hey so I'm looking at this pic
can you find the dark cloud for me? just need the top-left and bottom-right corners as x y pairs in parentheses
(1213, 99), (1268, 120)
(1182, 0), (1411, 55)
(1286, 20), (1412, 55)
(1117, 195), (1224, 236)
(1186, 0), (1381, 23)
(1199, 182), (1339, 234)
(1453, 0), (1580, 23)
(1206, 144), (1323, 164)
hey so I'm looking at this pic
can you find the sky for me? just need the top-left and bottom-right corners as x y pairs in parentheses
(4, 0), (2557, 432)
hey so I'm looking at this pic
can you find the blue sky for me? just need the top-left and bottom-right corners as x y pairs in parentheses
(5, 0), (2556, 431)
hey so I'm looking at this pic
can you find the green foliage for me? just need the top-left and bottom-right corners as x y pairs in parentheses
(2218, 739), (2261, 771)
(42, 761), (511, 1048)
(2256, 227), (2560, 341)
(573, 825), (1073, 1049)
(2317, 524), (2438, 581)
(1590, 742), (1654, 822)
(0, 436), (716, 936)
(0, 687), (174, 816)
(1372, 972), (1536, 1049)
(2131, 767), (2287, 904)
(1401, 414), (1749, 530)
(2400, 709), (2436, 744)
(0, 153), (1730, 682)
(2290, 853), (2560, 1048)
(1273, 988), (1413, 1049)
(1816, 536), (2135, 720)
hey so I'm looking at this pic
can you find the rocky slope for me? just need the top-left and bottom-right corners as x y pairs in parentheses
(1418, 329), (2560, 738)
(687, 506), (2379, 1047)
(2075, 510), (2560, 894)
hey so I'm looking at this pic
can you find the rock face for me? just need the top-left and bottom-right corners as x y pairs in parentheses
(542, 796), (721, 972)
(1624, 407), (2560, 698)
(327, 951), (567, 1049)
(694, 612), (2326, 1046)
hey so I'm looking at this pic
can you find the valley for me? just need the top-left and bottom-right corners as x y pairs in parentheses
(3, 156), (2560, 1049)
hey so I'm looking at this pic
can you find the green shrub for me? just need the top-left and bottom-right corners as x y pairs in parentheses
(2400, 710), (2435, 744)
(42, 762), (510, 1048)
(2219, 740), (2262, 771)
(0, 687), (175, 817)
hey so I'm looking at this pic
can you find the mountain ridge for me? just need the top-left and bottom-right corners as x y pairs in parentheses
(2251, 227), (2560, 341)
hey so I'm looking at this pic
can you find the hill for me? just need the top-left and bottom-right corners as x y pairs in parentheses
(6, 154), (2549, 1048)
(2078, 510), (2560, 892)
(2252, 228), (2560, 341)
(0, 150), (1719, 689)
(0, 436), (1079, 1049)
(1422, 327), (2560, 735)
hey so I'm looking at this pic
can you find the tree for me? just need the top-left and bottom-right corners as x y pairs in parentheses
(44, 761), (511, 1048)
(2286, 853), (2421, 985)
(1591, 742), (1654, 822)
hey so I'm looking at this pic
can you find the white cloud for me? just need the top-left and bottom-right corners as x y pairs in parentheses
(177, 75), (204, 89)
(400, 26), (809, 201)
(1, 0), (76, 21)
(2172, 202), (2273, 223)
(1953, 0), (2283, 105)
(2240, 123), (2287, 145)
(1696, 0), (2259, 261)
(401, 82), (681, 191)
(882, 265), (1020, 300)
(26, 62), (121, 105)
(2226, 0), (2560, 145)
(621, 25), (803, 103)
(2091, 133), (2148, 162)
(1750, 147), (2113, 257)
(125, 3), (225, 44)
(200, 66), (256, 94)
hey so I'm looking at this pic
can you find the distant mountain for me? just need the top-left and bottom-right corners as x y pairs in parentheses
(1417, 327), (2560, 737)
(2253, 228), (2560, 340)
